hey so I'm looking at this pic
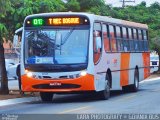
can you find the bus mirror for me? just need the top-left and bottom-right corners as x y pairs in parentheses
(13, 35), (19, 48)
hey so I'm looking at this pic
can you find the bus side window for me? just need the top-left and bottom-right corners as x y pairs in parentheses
(128, 28), (134, 52)
(133, 29), (139, 51)
(103, 24), (110, 52)
(109, 25), (117, 52)
(122, 27), (129, 52)
(138, 29), (143, 51)
(93, 22), (102, 64)
(116, 26), (123, 51)
(143, 30), (149, 51)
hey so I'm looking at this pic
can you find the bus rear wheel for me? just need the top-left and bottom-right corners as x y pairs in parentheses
(129, 69), (139, 92)
(99, 74), (110, 100)
(40, 92), (53, 102)
(122, 69), (139, 92)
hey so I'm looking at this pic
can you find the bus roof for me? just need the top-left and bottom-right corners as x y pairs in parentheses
(24, 12), (148, 29)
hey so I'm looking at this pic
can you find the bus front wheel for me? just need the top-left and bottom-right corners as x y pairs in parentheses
(40, 92), (54, 102)
(99, 74), (110, 100)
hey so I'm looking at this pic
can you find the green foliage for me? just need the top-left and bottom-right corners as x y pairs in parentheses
(0, 0), (65, 41)
(0, 0), (12, 17)
(0, 23), (8, 42)
(65, 0), (80, 11)
(0, 0), (12, 42)
(38, 0), (65, 13)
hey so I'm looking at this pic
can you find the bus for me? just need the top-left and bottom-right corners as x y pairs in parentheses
(21, 12), (150, 101)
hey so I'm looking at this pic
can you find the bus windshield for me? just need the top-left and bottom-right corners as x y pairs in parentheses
(24, 27), (89, 65)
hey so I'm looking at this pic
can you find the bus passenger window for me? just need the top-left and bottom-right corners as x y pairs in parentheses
(128, 28), (134, 51)
(103, 24), (110, 52)
(133, 29), (139, 51)
(109, 25), (117, 52)
(143, 30), (148, 51)
(138, 30), (143, 51)
(116, 26), (123, 51)
(122, 27), (129, 52)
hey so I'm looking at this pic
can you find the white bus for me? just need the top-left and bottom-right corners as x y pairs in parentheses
(21, 12), (150, 101)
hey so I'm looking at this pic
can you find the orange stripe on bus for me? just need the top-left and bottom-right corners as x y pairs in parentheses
(120, 53), (130, 86)
(142, 53), (150, 79)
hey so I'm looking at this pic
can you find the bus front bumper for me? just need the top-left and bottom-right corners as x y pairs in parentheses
(21, 74), (95, 93)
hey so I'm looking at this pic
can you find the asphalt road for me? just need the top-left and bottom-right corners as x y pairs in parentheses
(0, 76), (160, 114)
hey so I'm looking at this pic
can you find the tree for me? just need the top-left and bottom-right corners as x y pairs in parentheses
(65, 0), (80, 11)
(0, 0), (11, 94)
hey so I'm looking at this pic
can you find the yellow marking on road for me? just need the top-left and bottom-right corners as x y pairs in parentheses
(58, 106), (91, 114)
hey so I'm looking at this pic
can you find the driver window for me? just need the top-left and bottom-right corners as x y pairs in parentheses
(93, 22), (102, 64)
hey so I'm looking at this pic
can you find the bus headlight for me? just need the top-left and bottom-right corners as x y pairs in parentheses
(80, 71), (87, 76)
(27, 72), (33, 78)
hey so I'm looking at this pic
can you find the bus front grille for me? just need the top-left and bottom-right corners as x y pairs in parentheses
(32, 83), (81, 89)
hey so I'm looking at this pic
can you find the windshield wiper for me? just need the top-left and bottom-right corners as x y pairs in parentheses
(61, 28), (75, 45)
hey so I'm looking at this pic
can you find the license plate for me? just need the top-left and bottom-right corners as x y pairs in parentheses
(49, 82), (61, 86)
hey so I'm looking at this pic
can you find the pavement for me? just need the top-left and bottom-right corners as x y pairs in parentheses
(0, 97), (39, 107)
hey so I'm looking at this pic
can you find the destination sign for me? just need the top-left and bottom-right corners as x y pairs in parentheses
(25, 16), (89, 27)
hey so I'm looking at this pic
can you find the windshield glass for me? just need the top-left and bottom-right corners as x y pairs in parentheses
(24, 27), (89, 65)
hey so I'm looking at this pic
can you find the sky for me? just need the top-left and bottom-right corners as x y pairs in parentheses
(105, 0), (160, 7)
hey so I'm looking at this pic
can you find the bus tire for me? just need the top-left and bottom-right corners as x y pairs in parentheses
(99, 74), (110, 100)
(122, 69), (139, 92)
(40, 92), (53, 102)
(130, 69), (139, 92)
(16, 64), (22, 90)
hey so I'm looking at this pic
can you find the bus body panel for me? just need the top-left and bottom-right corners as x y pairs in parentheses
(94, 52), (150, 90)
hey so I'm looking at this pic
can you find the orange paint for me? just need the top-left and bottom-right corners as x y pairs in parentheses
(120, 53), (130, 86)
(142, 52), (150, 79)
(21, 74), (95, 92)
